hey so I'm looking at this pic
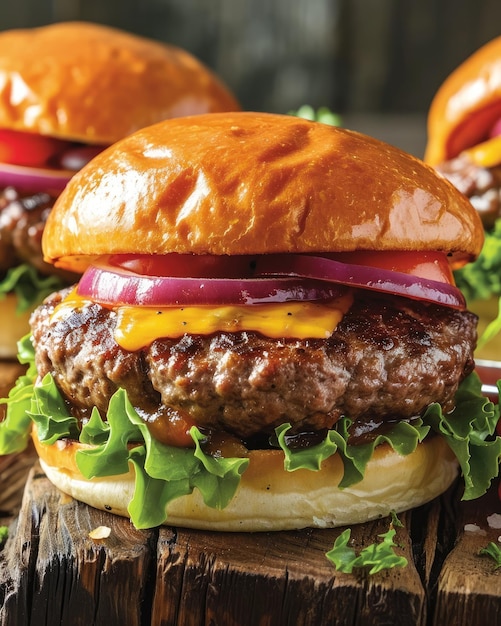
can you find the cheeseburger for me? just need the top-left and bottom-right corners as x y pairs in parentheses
(0, 21), (239, 358)
(425, 36), (501, 357)
(1, 112), (500, 531)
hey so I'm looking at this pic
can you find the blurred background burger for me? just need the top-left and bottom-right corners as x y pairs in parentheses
(424, 36), (501, 360)
(0, 21), (239, 359)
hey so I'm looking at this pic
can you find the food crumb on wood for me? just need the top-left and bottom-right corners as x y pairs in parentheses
(88, 526), (111, 540)
(487, 513), (501, 529)
(464, 524), (487, 535)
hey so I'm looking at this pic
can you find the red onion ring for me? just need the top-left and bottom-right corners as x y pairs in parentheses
(254, 254), (466, 309)
(77, 253), (465, 309)
(489, 117), (501, 138)
(0, 162), (72, 192)
(77, 263), (346, 306)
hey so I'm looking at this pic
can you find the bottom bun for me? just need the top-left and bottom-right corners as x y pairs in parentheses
(0, 293), (32, 359)
(33, 432), (458, 531)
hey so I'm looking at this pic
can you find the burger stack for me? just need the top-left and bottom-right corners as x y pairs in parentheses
(0, 21), (239, 360)
(1, 111), (499, 531)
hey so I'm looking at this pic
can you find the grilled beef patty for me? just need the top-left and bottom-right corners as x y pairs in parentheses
(0, 186), (80, 288)
(30, 288), (477, 443)
(436, 155), (501, 229)
(0, 187), (57, 274)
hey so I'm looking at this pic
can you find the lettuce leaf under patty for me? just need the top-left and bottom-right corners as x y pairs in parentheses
(0, 335), (500, 528)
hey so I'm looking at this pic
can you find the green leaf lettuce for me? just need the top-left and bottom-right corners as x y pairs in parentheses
(326, 525), (408, 574)
(0, 336), (499, 528)
(0, 264), (65, 313)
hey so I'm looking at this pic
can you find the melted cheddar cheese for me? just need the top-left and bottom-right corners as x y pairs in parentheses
(51, 290), (354, 351)
(462, 135), (501, 168)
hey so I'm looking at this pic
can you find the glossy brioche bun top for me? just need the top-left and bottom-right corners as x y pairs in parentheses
(0, 21), (239, 145)
(43, 111), (484, 274)
(425, 36), (501, 165)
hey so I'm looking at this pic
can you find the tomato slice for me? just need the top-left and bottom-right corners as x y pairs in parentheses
(320, 251), (455, 285)
(0, 128), (71, 167)
(111, 251), (454, 284)
(445, 100), (501, 159)
(112, 253), (257, 278)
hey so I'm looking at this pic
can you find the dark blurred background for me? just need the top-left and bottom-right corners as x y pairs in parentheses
(2, 0), (501, 156)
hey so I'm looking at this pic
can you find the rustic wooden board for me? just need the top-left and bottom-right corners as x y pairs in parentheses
(433, 485), (501, 625)
(1, 464), (155, 626)
(151, 515), (425, 626)
(0, 463), (499, 626)
(1, 465), (430, 626)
